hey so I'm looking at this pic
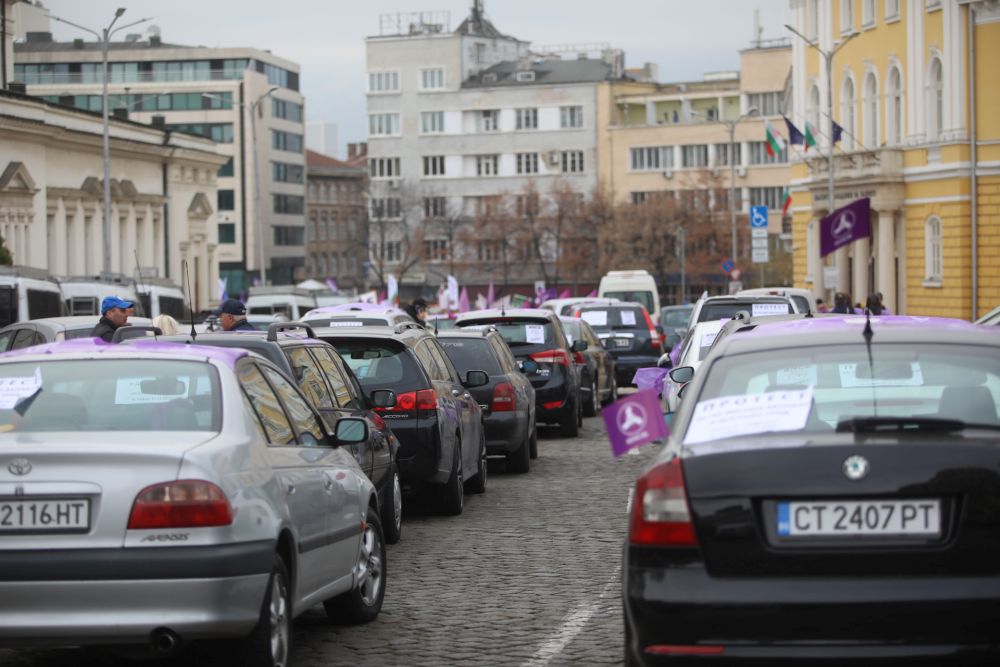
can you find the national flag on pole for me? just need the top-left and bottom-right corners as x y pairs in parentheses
(217, 276), (228, 301)
(781, 188), (792, 216)
(764, 119), (786, 157)
(804, 121), (818, 151)
(782, 116), (804, 147)
(831, 120), (844, 145)
(446, 275), (459, 312)
(486, 279), (495, 308)
(386, 274), (399, 307)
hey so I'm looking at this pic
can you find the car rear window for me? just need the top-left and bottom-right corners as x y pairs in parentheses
(661, 308), (693, 328)
(698, 301), (793, 322)
(460, 319), (557, 349)
(603, 290), (653, 312)
(0, 359), (220, 432)
(578, 307), (647, 332)
(439, 338), (502, 375)
(327, 339), (425, 393)
(560, 320), (581, 344)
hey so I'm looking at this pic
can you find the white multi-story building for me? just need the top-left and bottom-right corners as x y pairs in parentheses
(13, 24), (306, 291)
(365, 2), (623, 295)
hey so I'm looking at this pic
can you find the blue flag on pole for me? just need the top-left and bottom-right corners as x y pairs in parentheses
(832, 120), (844, 144)
(783, 116), (805, 146)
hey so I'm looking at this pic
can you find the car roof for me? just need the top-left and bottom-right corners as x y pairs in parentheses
(311, 324), (430, 341)
(2, 316), (153, 331)
(435, 328), (497, 339)
(701, 294), (792, 303)
(0, 337), (248, 367)
(455, 308), (556, 323)
(576, 301), (647, 311)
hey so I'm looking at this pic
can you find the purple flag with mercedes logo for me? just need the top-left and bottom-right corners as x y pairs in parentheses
(820, 197), (871, 257)
(602, 390), (670, 458)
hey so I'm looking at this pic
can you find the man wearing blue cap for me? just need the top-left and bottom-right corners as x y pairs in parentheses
(90, 296), (134, 342)
(215, 298), (255, 332)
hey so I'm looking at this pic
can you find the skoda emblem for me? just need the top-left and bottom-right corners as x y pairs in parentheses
(7, 458), (32, 476)
(843, 455), (869, 481)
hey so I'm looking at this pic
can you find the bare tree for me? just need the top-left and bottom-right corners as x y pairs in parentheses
(366, 183), (428, 292)
(458, 192), (528, 301)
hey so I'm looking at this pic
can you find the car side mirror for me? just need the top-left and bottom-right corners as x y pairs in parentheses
(369, 389), (397, 408)
(334, 417), (368, 444)
(657, 353), (673, 369)
(571, 339), (587, 353)
(669, 366), (695, 384)
(464, 370), (489, 388)
(519, 359), (539, 375)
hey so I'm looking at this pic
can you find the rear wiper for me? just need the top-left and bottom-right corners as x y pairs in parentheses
(836, 416), (968, 433)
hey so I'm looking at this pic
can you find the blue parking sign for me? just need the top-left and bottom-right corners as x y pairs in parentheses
(750, 206), (769, 228)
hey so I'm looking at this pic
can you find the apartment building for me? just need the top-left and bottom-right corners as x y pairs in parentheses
(365, 2), (624, 297)
(788, 0), (999, 319)
(305, 144), (368, 291)
(13, 24), (306, 291)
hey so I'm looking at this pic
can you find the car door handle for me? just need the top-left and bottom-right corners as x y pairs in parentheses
(451, 389), (461, 397)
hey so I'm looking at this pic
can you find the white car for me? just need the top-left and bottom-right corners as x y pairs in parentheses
(737, 287), (817, 314)
(664, 320), (723, 413)
(976, 305), (1000, 326)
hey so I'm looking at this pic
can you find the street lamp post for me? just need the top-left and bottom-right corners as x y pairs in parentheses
(205, 87), (278, 287)
(785, 23), (857, 297)
(723, 108), (758, 269)
(51, 9), (152, 275)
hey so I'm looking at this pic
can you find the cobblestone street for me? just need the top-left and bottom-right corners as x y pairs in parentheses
(0, 415), (656, 667)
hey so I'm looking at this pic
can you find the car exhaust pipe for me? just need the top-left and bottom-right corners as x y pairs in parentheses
(150, 627), (181, 655)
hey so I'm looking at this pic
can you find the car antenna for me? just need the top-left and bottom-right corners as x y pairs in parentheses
(861, 307), (877, 419)
(133, 249), (148, 321)
(182, 259), (197, 342)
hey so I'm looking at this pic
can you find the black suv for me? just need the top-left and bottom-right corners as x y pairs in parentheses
(572, 302), (663, 390)
(317, 323), (488, 516)
(143, 323), (404, 543)
(437, 328), (537, 472)
(455, 309), (584, 438)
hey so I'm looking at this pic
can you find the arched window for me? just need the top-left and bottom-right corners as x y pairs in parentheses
(862, 71), (879, 147)
(808, 84), (821, 134)
(927, 56), (944, 141)
(887, 65), (903, 145)
(841, 75), (857, 150)
(924, 216), (943, 282)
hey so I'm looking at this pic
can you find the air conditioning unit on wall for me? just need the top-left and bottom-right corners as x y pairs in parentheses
(547, 151), (560, 167)
(735, 166), (747, 177)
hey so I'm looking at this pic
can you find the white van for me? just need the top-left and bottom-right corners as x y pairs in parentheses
(597, 270), (660, 323)
(0, 266), (64, 327)
(246, 286), (317, 321)
(60, 275), (139, 317)
(135, 278), (188, 320)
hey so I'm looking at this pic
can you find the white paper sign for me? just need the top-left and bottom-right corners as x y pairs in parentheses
(838, 362), (924, 388)
(751, 303), (788, 317)
(581, 311), (608, 327)
(0, 367), (42, 409)
(700, 331), (718, 348)
(114, 377), (190, 405)
(524, 324), (546, 344)
(683, 386), (815, 445)
(776, 365), (818, 386)
(620, 311), (637, 326)
(326, 321), (365, 327)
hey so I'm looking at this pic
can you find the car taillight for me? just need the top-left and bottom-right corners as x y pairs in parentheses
(642, 309), (662, 351)
(491, 382), (515, 412)
(375, 389), (438, 413)
(629, 458), (697, 547)
(530, 349), (570, 367)
(416, 388), (438, 410)
(127, 480), (234, 529)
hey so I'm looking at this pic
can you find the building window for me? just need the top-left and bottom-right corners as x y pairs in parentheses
(516, 108), (538, 130)
(272, 130), (304, 153)
(629, 146), (673, 171)
(423, 239), (449, 262)
(561, 150), (585, 173)
(273, 225), (305, 246)
(887, 66), (903, 146)
(714, 143), (741, 166)
(841, 76), (857, 149)
(272, 162), (304, 183)
(924, 216), (942, 283)
(421, 111), (445, 134)
(217, 189), (235, 211)
(927, 56), (943, 142)
(630, 192), (648, 205)
(516, 193), (540, 217)
(368, 70), (400, 93)
(271, 98), (303, 122)
(746, 92), (784, 116)
(749, 141), (788, 164)
(560, 106), (584, 128)
(368, 157), (401, 179)
(424, 196), (447, 218)
(862, 0), (875, 27)
(808, 84), (821, 132)
(886, 0), (900, 20)
(516, 152), (539, 174)
(476, 154), (500, 176)
(273, 194), (305, 215)
(371, 198), (401, 220)
(218, 223), (236, 244)
(862, 71), (879, 147)
(478, 240), (502, 261)
(167, 123), (234, 143)
(480, 110), (500, 132)
(423, 156), (446, 177)
(217, 157), (234, 178)
(807, 0), (819, 39)
(841, 0), (855, 33)
(420, 67), (445, 90)
(369, 112), (400, 137)
(749, 187), (784, 210)
(681, 145), (709, 168)
(374, 241), (402, 262)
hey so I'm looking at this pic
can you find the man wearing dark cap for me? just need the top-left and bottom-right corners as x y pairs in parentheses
(215, 299), (255, 331)
(90, 296), (134, 342)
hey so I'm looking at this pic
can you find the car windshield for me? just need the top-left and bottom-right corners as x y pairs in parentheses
(688, 343), (1000, 441)
(661, 308), (693, 328)
(0, 359), (219, 433)
(439, 339), (501, 375)
(328, 340), (425, 393)
(698, 301), (793, 322)
(603, 291), (653, 312)
(578, 307), (646, 332)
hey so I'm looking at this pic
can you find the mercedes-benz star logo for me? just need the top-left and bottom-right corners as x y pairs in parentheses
(832, 210), (856, 243)
(7, 458), (32, 476)
(843, 455), (869, 481)
(617, 403), (647, 436)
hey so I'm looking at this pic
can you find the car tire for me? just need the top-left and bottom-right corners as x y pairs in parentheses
(528, 425), (538, 459)
(437, 441), (464, 516)
(380, 465), (402, 545)
(583, 378), (599, 417)
(239, 555), (291, 667)
(560, 396), (580, 438)
(323, 505), (386, 625)
(507, 428), (531, 473)
(465, 431), (487, 494)
(603, 377), (619, 406)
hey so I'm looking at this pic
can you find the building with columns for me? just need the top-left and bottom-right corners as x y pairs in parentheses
(788, 0), (999, 319)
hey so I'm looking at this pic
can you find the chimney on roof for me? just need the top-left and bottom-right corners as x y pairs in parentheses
(72, 38), (85, 49)
(149, 35), (162, 47)
(347, 143), (357, 159)
(358, 142), (368, 158)
(112, 107), (129, 121)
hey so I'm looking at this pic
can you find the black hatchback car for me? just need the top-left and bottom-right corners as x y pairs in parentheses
(437, 328), (536, 472)
(572, 303), (663, 391)
(144, 323), (404, 543)
(317, 323), (488, 516)
(455, 309), (584, 438)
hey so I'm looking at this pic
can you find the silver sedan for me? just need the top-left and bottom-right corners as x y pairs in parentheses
(0, 338), (386, 666)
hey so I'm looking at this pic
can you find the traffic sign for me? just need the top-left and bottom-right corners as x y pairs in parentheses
(752, 248), (770, 263)
(721, 258), (735, 273)
(751, 237), (769, 249)
(751, 228), (768, 238)
(750, 205), (769, 229)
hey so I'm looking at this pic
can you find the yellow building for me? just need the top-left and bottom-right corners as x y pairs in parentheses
(596, 43), (793, 298)
(789, 0), (999, 318)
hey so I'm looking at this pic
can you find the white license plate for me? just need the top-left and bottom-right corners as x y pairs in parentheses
(0, 498), (90, 532)
(614, 339), (631, 348)
(777, 499), (940, 537)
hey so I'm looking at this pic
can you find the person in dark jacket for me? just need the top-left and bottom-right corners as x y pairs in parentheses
(90, 296), (134, 342)
(215, 299), (255, 331)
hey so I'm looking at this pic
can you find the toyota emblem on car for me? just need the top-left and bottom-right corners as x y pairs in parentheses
(843, 455), (870, 481)
(7, 458), (32, 476)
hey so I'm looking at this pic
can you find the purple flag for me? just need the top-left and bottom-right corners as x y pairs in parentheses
(458, 287), (470, 313)
(487, 279), (495, 307)
(820, 197), (871, 257)
(586, 289), (597, 298)
(603, 390), (669, 457)
(632, 367), (669, 396)
(558, 288), (572, 299)
(325, 278), (338, 293)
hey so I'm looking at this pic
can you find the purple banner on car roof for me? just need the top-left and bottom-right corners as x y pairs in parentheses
(602, 389), (669, 458)
(820, 197), (871, 257)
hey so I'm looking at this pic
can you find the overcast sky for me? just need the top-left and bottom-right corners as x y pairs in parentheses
(43, 0), (791, 151)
